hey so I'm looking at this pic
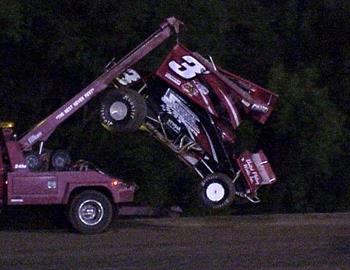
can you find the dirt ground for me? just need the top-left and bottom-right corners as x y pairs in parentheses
(0, 208), (349, 270)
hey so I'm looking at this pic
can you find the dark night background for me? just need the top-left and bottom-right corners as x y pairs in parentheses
(0, 0), (349, 214)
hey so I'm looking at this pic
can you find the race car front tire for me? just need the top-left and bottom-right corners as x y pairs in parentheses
(199, 173), (235, 210)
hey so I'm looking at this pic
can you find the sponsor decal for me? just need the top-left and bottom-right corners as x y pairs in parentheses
(166, 119), (181, 134)
(116, 69), (141, 86)
(55, 88), (95, 120)
(181, 82), (198, 96)
(11, 198), (24, 203)
(192, 80), (209, 95)
(14, 164), (27, 169)
(251, 103), (269, 113)
(241, 157), (261, 185)
(28, 132), (43, 144)
(47, 180), (57, 189)
(165, 72), (182, 86)
(161, 89), (200, 137)
(241, 99), (251, 107)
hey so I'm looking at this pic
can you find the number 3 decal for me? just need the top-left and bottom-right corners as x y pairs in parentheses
(116, 69), (141, 86)
(169, 56), (207, 79)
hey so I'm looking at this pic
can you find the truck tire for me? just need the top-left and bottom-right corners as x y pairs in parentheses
(100, 88), (147, 132)
(51, 150), (71, 171)
(68, 190), (114, 234)
(25, 151), (42, 171)
(199, 173), (235, 210)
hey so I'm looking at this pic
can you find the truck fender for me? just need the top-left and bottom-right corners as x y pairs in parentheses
(63, 183), (116, 205)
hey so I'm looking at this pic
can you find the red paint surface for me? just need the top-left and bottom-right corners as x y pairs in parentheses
(7, 171), (134, 205)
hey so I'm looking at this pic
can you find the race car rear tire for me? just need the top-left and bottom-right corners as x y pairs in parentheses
(199, 173), (235, 210)
(100, 88), (147, 132)
(68, 190), (114, 234)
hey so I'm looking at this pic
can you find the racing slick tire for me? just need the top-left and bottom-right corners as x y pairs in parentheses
(199, 173), (235, 210)
(100, 88), (147, 132)
(51, 149), (71, 171)
(68, 190), (114, 234)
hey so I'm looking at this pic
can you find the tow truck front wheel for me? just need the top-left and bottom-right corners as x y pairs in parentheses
(68, 190), (114, 234)
(100, 88), (147, 132)
(199, 173), (236, 210)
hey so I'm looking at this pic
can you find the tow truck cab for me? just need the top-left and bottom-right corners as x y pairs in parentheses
(0, 122), (134, 205)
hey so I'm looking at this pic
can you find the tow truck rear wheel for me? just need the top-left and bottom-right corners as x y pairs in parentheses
(68, 190), (114, 234)
(100, 88), (147, 132)
(199, 173), (235, 210)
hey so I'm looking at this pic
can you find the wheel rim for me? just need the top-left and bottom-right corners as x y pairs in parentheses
(78, 200), (104, 226)
(110, 101), (128, 121)
(27, 157), (39, 168)
(206, 183), (226, 202)
(54, 156), (65, 167)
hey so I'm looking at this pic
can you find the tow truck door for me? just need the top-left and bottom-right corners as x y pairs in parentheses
(7, 172), (59, 205)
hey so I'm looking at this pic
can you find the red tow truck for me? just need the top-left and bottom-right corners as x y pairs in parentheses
(0, 17), (183, 234)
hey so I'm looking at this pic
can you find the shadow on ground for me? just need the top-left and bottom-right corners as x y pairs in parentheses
(0, 206), (69, 232)
(0, 206), (176, 233)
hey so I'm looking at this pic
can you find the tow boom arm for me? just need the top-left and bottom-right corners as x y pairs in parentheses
(19, 17), (182, 151)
